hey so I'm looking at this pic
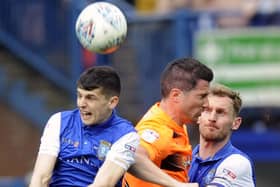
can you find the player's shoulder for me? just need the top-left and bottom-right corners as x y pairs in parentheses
(108, 113), (136, 137)
(214, 153), (255, 186)
(217, 153), (254, 176)
(49, 109), (78, 130)
(137, 103), (169, 125)
(136, 104), (174, 142)
(136, 119), (172, 140)
(113, 131), (139, 145)
(222, 154), (252, 166)
(48, 112), (62, 123)
(136, 109), (170, 132)
(43, 112), (62, 135)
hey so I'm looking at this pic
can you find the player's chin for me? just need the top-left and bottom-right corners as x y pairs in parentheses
(81, 117), (94, 126)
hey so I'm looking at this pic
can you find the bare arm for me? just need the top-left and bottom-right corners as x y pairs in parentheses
(128, 146), (198, 187)
(29, 154), (57, 187)
(29, 113), (60, 187)
(88, 159), (125, 187)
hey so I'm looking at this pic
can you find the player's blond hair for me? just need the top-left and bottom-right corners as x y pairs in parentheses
(210, 84), (242, 115)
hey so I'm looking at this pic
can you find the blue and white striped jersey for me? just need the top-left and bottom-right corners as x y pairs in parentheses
(189, 141), (256, 187)
(38, 109), (139, 187)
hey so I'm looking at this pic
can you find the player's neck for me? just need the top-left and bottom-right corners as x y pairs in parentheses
(198, 138), (228, 160)
(159, 100), (189, 126)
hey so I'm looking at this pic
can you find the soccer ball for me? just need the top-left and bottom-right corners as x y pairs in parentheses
(75, 2), (127, 54)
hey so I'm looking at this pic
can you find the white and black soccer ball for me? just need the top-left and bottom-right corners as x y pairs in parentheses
(75, 2), (127, 54)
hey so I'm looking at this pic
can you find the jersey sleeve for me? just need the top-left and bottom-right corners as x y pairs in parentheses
(137, 123), (172, 162)
(106, 131), (139, 170)
(208, 154), (255, 187)
(38, 112), (61, 157)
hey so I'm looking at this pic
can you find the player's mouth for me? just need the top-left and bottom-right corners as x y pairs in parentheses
(80, 111), (92, 120)
(205, 124), (219, 130)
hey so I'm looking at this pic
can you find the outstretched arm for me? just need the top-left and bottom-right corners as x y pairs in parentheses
(88, 159), (125, 187)
(128, 146), (198, 187)
(29, 113), (61, 187)
(29, 154), (57, 187)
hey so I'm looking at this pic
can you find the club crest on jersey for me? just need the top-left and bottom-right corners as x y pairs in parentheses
(97, 140), (111, 160)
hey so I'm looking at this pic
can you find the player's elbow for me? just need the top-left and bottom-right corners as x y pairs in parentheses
(29, 172), (51, 187)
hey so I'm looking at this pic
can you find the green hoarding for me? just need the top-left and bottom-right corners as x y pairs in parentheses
(195, 28), (280, 106)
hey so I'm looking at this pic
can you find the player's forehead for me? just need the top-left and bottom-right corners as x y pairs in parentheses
(191, 79), (209, 94)
(208, 95), (234, 110)
(77, 87), (103, 96)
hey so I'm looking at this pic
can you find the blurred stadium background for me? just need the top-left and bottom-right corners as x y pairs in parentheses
(0, 0), (279, 186)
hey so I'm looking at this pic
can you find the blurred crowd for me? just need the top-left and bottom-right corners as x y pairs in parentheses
(125, 0), (280, 27)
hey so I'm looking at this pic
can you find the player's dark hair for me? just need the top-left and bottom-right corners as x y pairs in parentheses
(77, 66), (121, 97)
(160, 57), (213, 98)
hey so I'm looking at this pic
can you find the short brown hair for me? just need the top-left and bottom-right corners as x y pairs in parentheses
(210, 84), (242, 115)
(160, 57), (213, 98)
(77, 66), (121, 97)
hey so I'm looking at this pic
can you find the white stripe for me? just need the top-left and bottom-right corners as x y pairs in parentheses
(238, 87), (280, 106)
(213, 63), (280, 81)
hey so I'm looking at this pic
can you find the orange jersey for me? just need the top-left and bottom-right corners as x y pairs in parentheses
(123, 103), (192, 187)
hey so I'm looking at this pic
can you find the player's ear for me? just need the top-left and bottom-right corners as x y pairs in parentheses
(232, 116), (242, 130)
(169, 88), (183, 103)
(108, 96), (119, 109)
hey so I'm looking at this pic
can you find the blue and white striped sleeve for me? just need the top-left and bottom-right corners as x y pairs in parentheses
(208, 154), (255, 187)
